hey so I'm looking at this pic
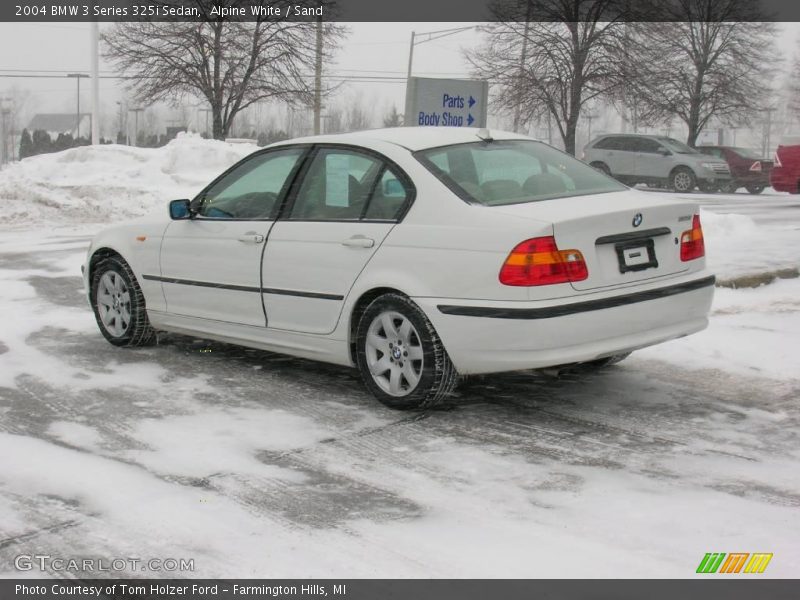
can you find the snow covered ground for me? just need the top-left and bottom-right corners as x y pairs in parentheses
(0, 140), (798, 578)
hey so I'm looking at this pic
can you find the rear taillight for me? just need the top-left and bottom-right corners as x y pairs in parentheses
(499, 236), (588, 286)
(750, 161), (762, 172)
(774, 151), (782, 168)
(680, 214), (705, 261)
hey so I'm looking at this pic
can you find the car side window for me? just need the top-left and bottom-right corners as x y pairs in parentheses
(616, 137), (639, 152)
(635, 138), (663, 154)
(363, 167), (411, 220)
(593, 137), (613, 150)
(198, 148), (304, 219)
(289, 148), (383, 220)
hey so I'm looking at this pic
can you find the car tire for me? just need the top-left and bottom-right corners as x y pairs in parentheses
(670, 167), (696, 193)
(355, 293), (458, 410)
(745, 184), (765, 195)
(719, 181), (738, 193)
(590, 161), (611, 176)
(90, 255), (156, 347)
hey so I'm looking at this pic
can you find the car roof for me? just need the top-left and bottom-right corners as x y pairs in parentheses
(269, 127), (532, 152)
(595, 133), (663, 139)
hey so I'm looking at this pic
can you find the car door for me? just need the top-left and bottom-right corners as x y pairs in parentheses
(605, 137), (637, 176)
(633, 137), (668, 179)
(262, 146), (412, 334)
(157, 147), (307, 326)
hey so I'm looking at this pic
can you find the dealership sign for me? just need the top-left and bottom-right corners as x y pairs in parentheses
(404, 77), (489, 128)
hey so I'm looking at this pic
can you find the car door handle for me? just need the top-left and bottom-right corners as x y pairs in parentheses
(237, 233), (265, 244)
(341, 236), (375, 248)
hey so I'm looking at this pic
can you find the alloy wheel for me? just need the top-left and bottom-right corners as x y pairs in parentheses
(96, 270), (131, 337)
(673, 172), (693, 192)
(364, 310), (424, 397)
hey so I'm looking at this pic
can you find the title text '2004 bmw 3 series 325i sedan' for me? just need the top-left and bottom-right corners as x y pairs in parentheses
(83, 127), (714, 409)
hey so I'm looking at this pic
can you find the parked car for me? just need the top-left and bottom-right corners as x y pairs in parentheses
(583, 133), (731, 192)
(770, 136), (800, 194)
(697, 146), (772, 194)
(83, 127), (715, 409)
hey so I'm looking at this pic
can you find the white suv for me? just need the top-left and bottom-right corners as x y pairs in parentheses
(583, 134), (731, 192)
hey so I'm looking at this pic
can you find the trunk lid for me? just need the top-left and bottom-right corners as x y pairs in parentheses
(492, 190), (697, 292)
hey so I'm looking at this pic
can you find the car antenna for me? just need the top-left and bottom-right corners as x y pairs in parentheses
(476, 128), (493, 142)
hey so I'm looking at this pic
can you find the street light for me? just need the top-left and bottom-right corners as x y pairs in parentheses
(406, 26), (477, 80)
(66, 73), (89, 139)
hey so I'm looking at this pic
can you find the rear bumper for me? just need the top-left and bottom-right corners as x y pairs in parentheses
(770, 168), (797, 192)
(733, 173), (770, 186)
(416, 273), (715, 375)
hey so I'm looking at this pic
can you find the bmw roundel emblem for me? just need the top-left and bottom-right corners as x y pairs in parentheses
(632, 212), (643, 227)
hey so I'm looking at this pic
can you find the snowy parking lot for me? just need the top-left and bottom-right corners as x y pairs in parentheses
(0, 139), (798, 578)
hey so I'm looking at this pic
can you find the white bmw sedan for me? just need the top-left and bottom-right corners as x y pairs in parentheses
(83, 127), (714, 409)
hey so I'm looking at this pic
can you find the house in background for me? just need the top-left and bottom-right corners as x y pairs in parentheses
(27, 113), (91, 140)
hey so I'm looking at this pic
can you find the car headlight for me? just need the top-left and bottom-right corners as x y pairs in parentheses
(700, 162), (720, 170)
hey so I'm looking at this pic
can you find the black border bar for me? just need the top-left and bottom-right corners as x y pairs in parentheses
(2, 579), (798, 600)
(437, 274), (715, 319)
(2, 0), (797, 22)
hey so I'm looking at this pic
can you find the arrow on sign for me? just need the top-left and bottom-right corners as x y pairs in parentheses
(469, 96), (476, 108)
(467, 114), (475, 126)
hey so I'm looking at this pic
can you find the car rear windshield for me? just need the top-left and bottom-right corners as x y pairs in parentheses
(415, 140), (626, 206)
(731, 147), (763, 159)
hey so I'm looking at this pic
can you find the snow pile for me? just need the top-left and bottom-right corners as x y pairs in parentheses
(701, 209), (800, 279)
(0, 133), (257, 226)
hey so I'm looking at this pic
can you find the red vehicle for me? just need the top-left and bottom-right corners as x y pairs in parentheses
(770, 137), (800, 194)
(697, 146), (773, 194)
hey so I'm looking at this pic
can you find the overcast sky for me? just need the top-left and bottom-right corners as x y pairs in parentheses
(0, 21), (797, 132)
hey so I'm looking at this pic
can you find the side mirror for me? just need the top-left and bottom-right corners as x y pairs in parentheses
(169, 199), (191, 220)
(658, 148), (672, 156)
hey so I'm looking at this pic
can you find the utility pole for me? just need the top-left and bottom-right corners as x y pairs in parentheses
(546, 112), (552, 145)
(512, 10), (532, 133)
(66, 73), (89, 139)
(129, 107), (144, 147)
(91, 19), (100, 145)
(584, 111), (597, 143)
(762, 107), (776, 157)
(313, 13), (323, 135)
(116, 101), (125, 144)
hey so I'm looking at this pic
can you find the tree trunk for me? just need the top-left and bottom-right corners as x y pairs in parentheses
(563, 119), (577, 156)
(212, 109), (224, 140)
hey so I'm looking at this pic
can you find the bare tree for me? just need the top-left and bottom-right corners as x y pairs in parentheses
(345, 100), (373, 132)
(382, 105), (403, 128)
(468, 0), (629, 155)
(629, 2), (777, 147)
(102, 2), (344, 140)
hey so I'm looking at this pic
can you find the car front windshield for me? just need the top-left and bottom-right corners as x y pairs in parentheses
(656, 137), (699, 154)
(415, 140), (626, 206)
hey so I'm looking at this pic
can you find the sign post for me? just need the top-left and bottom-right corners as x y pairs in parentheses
(404, 77), (489, 129)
